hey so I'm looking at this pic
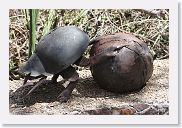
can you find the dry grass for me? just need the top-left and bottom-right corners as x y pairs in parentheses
(9, 9), (169, 71)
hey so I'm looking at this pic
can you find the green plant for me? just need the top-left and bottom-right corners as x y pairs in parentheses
(42, 9), (57, 36)
(28, 9), (39, 58)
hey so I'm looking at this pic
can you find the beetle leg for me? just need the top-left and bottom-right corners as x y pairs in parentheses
(58, 66), (79, 103)
(74, 56), (90, 67)
(23, 73), (31, 85)
(25, 76), (47, 96)
(51, 73), (60, 83)
(23, 74), (46, 85)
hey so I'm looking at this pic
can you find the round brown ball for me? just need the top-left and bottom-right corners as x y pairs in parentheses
(90, 33), (153, 93)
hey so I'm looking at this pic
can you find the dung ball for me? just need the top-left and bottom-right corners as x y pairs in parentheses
(90, 33), (153, 93)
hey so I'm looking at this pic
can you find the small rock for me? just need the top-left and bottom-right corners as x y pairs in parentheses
(131, 103), (150, 112)
(70, 110), (81, 115)
(136, 107), (158, 115)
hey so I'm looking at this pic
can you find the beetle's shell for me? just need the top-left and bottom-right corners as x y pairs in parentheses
(90, 33), (153, 93)
(19, 26), (89, 76)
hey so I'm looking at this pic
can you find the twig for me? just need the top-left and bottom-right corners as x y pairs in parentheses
(134, 9), (166, 19)
(158, 54), (169, 60)
(105, 11), (155, 43)
(121, 19), (168, 27)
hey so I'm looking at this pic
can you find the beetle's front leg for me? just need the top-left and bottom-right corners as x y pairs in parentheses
(58, 66), (79, 103)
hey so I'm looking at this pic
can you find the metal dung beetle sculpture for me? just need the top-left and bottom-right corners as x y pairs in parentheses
(18, 26), (89, 102)
(89, 33), (153, 93)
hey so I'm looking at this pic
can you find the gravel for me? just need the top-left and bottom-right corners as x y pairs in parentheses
(9, 59), (169, 115)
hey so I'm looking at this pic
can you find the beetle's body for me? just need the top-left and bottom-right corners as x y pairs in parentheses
(19, 26), (89, 76)
(19, 26), (89, 102)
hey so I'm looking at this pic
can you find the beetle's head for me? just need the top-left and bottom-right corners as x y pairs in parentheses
(18, 53), (50, 77)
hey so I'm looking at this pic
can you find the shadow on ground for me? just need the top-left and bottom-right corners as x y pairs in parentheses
(9, 76), (129, 107)
(9, 80), (65, 107)
(9, 76), (148, 108)
(76, 77), (145, 98)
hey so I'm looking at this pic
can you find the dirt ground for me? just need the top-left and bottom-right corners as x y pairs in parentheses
(9, 59), (169, 115)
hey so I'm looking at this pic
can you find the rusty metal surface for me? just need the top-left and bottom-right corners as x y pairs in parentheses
(90, 33), (153, 93)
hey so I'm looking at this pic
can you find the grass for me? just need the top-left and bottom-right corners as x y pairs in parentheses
(28, 9), (39, 58)
(9, 9), (169, 71)
(41, 9), (57, 36)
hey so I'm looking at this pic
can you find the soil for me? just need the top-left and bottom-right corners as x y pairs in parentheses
(9, 59), (169, 115)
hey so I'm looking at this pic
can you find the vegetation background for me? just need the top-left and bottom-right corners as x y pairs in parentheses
(9, 9), (169, 80)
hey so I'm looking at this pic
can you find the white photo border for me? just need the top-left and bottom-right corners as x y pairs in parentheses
(0, 0), (178, 124)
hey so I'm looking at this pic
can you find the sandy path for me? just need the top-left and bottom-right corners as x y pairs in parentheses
(9, 59), (169, 115)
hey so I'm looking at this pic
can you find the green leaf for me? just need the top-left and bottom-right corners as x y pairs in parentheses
(28, 9), (39, 58)
(42, 9), (56, 36)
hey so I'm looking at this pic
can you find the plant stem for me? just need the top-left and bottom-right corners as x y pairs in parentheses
(29, 9), (39, 58)
(42, 9), (56, 36)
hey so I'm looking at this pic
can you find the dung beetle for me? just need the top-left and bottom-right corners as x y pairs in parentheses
(89, 33), (153, 93)
(18, 26), (89, 102)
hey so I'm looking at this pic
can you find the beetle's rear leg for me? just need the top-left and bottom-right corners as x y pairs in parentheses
(74, 56), (90, 67)
(23, 74), (47, 86)
(74, 50), (118, 68)
(58, 66), (79, 103)
(25, 76), (47, 96)
(24, 71), (67, 97)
